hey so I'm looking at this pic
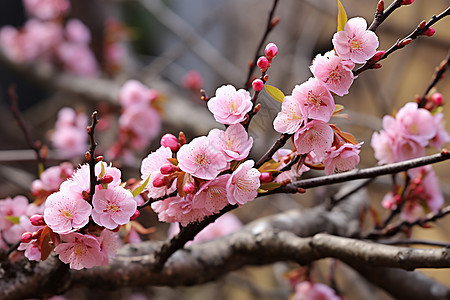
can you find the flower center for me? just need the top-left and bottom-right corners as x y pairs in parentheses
(105, 202), (120, 213)
(60, 209), (73, 220)
(327, 68), (342, 83)
(350, 38), (362, 51)
(307, 91), (325, 109)
(196, 153), (210, 167)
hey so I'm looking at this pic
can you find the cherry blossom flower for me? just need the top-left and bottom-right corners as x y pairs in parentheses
(23, 0), (70, 20)
(92, 186), (137, 230)
(168, 212), (242, 244)
(293, 282), (341, 300)
(182, 70), (203, 91)
(54, 232), (103, 270)
(31, 162), (73, 197)
(310, 51), (355, 96)
(0, 196), (29, 233)
(44, 191), (92, 233)
(294, 120), (334, 157)
(271, 149), (310, 183)
(18, 239), (42, 261)
(407, 166), (444, 213)
(193, 175), (231, 213)
(119, 80), (159, 108)
(177, 136), (228, 180)
(323, 143), (361, 175)
(430, 113), (450, 149)
(226, 160), (260, 205)
(56, 42), (100, 76)
(273, 96), (306, 134)
(292, 78), (335, 123)
(395, 102), (437, 146)
(152, 195), (209, 226)
(65, 19), (91, 44)
(332, 17), (379, 64)
(98, 229), (121, 265)
(207, 85), (252, 125)
(371, 130), (396, 165)
(208, 124), (253, 161)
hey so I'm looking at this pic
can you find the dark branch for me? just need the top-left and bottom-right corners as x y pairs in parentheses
(255, 133), (292, 169)
(368, 0), (404, 32)
(87, 112), (99, 200)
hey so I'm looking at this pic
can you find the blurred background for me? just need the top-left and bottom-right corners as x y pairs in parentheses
(0, 0), (449, 299)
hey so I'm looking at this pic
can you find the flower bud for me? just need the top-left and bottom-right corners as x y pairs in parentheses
(431, 93), (443, 106)
(376, 0), (384, 13)
(130, 210), (140, 220)
(259, 172), (273, 183)
(183, 182), (196, 194)
(401, 0), (414, 5)
(21, 232), (33, 243)
(424, 28), (435, 37)
(252, 79), (264, 92)
(161, 133), (180, 152)
(100, 174), (114, 184)
(418, 20), (426, 29)
(394, 194), (402, 205)
(264, 42), (278, 59)
(30, 214), (46, 226)
(160, 163), (177, 175)
(152, 173), (169, 188)
(369, 50), (386, 63)
(257, 56), (269, 70)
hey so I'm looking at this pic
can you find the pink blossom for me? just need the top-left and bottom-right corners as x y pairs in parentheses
(182, 70), (203, 90)
(430, 113), (450, 149)
(310, 51), (355, 96)
(32, 162), (74, 196)
(18, 239), (42, 261)
(0, 196), (29, 232)
(119, 80), (158, 108)
(293, 282), (341, 300)
(65, 19), (91, 44)
(152, 195), (209, 226)
(193, 175), (231, 213)
(23, 0), (70, 20)
(294, 120), (334, 157)
(208, 124), (253, 161)
(44, 191), (92, 233)
(395, 102), (437, 146)
(55, 232), (103, 270)
(292, 78), (335, 122)
(407, 166), (444, 213)
(265, 42), (278, 59)
(177, 136), (228, 180)
(207, 85), (253, 125)
(271, 149), (310, 183)
(226, 160), (260, 205)
(98, 229), (121, 265)
(0, 26), (28, 63)
(92, 186), (137, 230)
(323, 143), (361, 175)
(160, 134), (180, 152)
(332, 17), (379, 64)
(273, 96), (306, 134)
(252, 79), (264, 91)
(56, 42), (100, 76)
(168, 212), (242, 244)
(391, 135), (426, 162)
(371, 129), (396, 165)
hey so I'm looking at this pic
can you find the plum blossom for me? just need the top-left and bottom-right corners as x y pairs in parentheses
(271, 149), (310, 183)
(65, 19), (91, 44)
(430, 113), (450, 149)
(370, 129), (396, 165)
(292, 78), (335, 122)
(54, 232), (103, 270)
(332, 17), (379, 64)
(31, 162), (73, 197)
(98, 229), (121, 265)
(92, 186), (137, 230)
(208, 124), (253, 161)
(207, 85), (252, 125)
(141, 146), (176, 198)
(395, 102), (437, 146)
(18, 239), (42, 261)
(293, 282), (341, 300)
(294, 120), (334, 157)
(56, 42), (100, 76)
(119, 80), (159, 108)
(310, 51), (355, 96)
(152, 195), (209, 226)
(323, 143), (361, 175)
(226, 160), (260, 205)
(168, 212), (242, 244)
(44, 191), (92, 233)
(0, 196), (29, 233)
(177, 136), (228, 180)
(273, 96), (306, 134)
(193, 175), (231, 213)
(23, 0), (70, 20)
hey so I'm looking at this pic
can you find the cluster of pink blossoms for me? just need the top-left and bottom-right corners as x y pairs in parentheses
(142, 122), (258, 226)
(108, 80), (163, 159)
(15, 161), (138, 269)
(293, 281), (341, 300)
(273, 17), (380, 175)
(0, 0), (100, 76)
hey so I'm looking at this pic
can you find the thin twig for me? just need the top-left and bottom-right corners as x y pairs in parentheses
(255, 133), (292, 169)
(137, 190), (178, 210)
(380, 173), (410, 228)
(368, 0), (404, 32)
(86, 112), (99, 200)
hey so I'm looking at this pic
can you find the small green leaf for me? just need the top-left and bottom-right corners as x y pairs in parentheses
(337, 0), (348, 32)
(99, 162), (106, 178)
(333, 104), (344, 114)
(4, 216), (20, 224)
(132, 176), (151, 197)
(260, 182), (282, 191)
(38, 163), (44, 178)
(265, 85), (285, 103)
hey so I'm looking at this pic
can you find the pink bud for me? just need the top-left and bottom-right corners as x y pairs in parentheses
(431, 93), (443, 106)
(394, 194), (402, 205)
(100, 174), (114, 184)
(183, 182), (196, 194)
(264, 43), (278, 59)
(152, 173), (169, 188)
(424, 28), (435, 37)
(112, 226), (120, 232)
(369, 51), (386, 63)
(415, 186), (425, 194)
(401, 0), (414, 5)
(252, 79), (264, 92)
(257, 56), (269, 70)
(130, 210), (140, 220)
(161, 133), (180, 152)
(160, 163), (177, 175)
(259, 172), (273, 183)
(30, 214), (46, 226)
(21, 232), (33, 243)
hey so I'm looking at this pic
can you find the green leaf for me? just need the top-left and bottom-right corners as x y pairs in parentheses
(260, 182), (282, 191)
(265, 85), (285, 103)
(132, 176), (151, 197)
(337, 0), (348, 32)
(4, 216), (20, 224)
(99, 162), (106, 178)
(333, 104), (344, 114)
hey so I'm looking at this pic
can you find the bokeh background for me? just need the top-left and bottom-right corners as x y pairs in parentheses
(0, 0), (449, 299)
